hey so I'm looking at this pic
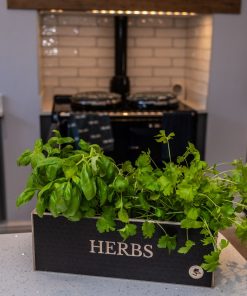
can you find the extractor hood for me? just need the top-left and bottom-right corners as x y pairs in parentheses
(8, 0), (241, 14)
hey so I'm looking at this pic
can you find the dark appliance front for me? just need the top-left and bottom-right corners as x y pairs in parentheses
(49, 94), (198, 166)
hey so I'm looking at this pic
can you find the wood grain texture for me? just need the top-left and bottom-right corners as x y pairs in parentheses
(7, 0), (241, 14)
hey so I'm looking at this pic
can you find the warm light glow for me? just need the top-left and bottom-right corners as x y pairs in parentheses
(50, 9), (57, 13)
(89, 10), (196, 16)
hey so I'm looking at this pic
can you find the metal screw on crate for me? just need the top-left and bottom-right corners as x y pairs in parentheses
(188, 266), (204, 279)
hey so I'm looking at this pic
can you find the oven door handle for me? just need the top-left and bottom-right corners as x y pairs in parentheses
(128, 145), (140, 150)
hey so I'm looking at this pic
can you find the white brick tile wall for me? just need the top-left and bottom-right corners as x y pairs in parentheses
(97, 58), (114, 70)
(154, 48), (186, 58)
(128, 38), (135, 47)
(42, 57), (59, 67)
(128, 67), (152, 77)
(97, 78), (110, 88)
(135, 58), (171, 67)
(53, 87), (78, 94)
(172, 38), (187, 48)
(186, 69), (209, 83)
(79, 27), (113, 37)
(174, 18), (188, 28)
(136, 38), (172, 48)
(40, 13), (212, 108)
(96, 38), (114, 48)
(79, 68), (113, 78)
(60, 77), (97, 87)
(44, 68), (77, 77)
(153, 68), (185, 77)
(43, 77), (59, 87)
(128, 27), (155, 37)
(156, 28), (187, 38)
(47, 48), (79, 57)
(187, 37), (212, 50)
(97, 58), (114, 68)
(134, 17), (173, 28)
(59, 58), (96, 67)
(79, 48), (113, 58)
(172, 58), (186, 67)
(187, 49), (211, 61)
(58, 37), (96, 47)
(186, 58), (210, 72)
(134, 77), (170, 87)
(128, 48), (153, 57)
(185, 16), (213, 110)
(56, 26), (80, 36)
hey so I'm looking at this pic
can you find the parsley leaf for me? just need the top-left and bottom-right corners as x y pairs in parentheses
(201, 250), (220, 272)
(142, 221), (155, 239)
(119, 223), (137, 240)
(157, 234), (177, 252)
(178, 240), (195, 254)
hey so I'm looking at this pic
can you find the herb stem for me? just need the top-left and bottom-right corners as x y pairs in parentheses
(199, 193), (218, 208)
(203, 219), (217, 250)
(156, 222), (167, 235)
(166, 211), (184, 215)
(76, 157), (85, 166)
(208, 162), (229, 170)
(223, 199), (247, 208)
(212, 170), (233, 178)
(214, 177), (237, 184)
(167, 142), (172, 163)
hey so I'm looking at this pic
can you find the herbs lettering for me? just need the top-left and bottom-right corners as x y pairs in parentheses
(16, 130), (247, 272)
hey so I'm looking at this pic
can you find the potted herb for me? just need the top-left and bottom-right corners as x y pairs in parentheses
(16, 130), (247, 287)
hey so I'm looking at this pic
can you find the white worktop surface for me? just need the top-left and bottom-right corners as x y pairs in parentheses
(0, 232), (246, 296)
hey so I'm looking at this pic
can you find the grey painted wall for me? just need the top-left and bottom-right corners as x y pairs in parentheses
(206, 2), (247, 164)
(0, 0), (40, 220)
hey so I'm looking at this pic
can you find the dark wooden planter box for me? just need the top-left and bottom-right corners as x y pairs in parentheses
(32, 211), (214, 287)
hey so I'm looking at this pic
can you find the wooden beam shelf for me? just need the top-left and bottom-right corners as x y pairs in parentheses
(7, 0), (241, 14)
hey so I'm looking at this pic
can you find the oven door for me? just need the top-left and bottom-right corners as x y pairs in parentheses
(107, 116), (163, 165)
(107, 111), (197, 165)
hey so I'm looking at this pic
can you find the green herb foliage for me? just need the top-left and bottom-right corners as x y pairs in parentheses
(16, 130), (247, 272)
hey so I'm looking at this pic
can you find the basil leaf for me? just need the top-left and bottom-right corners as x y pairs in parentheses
(16, 188), (36, 207)
(80, 163), (96, 200)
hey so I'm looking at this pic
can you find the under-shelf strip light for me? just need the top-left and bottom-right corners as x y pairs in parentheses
(46, 9), (197, 16)
(91, 10), (197, 16)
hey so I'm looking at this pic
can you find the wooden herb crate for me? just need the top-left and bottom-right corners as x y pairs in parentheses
(32, 211), (214, 287)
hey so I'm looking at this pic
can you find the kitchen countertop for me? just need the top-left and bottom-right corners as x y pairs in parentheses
(0, 232), (246, 296)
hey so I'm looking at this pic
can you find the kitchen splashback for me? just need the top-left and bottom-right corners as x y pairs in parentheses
(40, 13), (212, 111)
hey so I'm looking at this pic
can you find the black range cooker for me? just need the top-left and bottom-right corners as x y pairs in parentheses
(51, 91), (200, 166)
(45, 15), (206, 165)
